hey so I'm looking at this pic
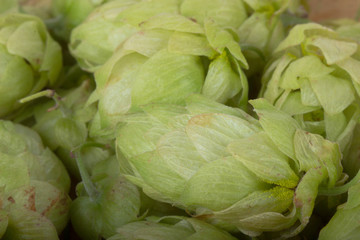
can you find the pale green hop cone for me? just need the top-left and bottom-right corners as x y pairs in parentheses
(2, 0), (117, 40)
(325, 19), (360, 44)
(319, 182), (360, 240)
(0, 13), (62, 118)
(51, 0), (118, 40)
(86, 0), (250, 134)
(259, 22), (360, 176)
(71, 160), (141, 240)
(115, 95), (344, 238)
(70, 153), (185, 240)
(237, 0), (307, 77)
(69, 0), (179, 72)
(0, 120), (71, 239)
(70, 0), (248, 72)
(20, 80), (111, 179)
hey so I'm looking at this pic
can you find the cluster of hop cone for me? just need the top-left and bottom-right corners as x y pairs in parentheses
(0, 0), (360, 239)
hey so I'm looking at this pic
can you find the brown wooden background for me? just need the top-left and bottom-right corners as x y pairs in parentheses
(309, 0), (360, 21)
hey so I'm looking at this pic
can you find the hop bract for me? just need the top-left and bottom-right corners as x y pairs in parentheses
(0, 120), (71, 240)
(70, 0), (248, 72)
(70, 151), (186, 240)
(238, 0), (306, 77)
(71, 156), (141, 240)
(108, 216), (238, 240)
(260, 23), (360, 176)
(52, 0), (117, 40)
(27, 81), (107, 178)
(319, 182), (360, 240)
(325, 19), (360, 44)
(116, 95), (343, 238)
(84, 0), (251, 134)
(0, 13), (62, 117)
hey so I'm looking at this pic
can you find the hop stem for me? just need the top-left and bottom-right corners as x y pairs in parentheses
(19, 89), (69, 116)
(19, 89), (55, 103)
(74, 149), (100, 201)
(319, 170), (360, 196)
(72, 142), (109, 201)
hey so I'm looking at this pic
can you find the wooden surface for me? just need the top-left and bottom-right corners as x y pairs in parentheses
(309, 0), (360, 21)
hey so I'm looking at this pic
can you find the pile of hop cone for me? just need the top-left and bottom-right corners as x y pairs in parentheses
(0, 0), (360, 239)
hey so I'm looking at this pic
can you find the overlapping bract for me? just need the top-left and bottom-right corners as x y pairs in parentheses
(0, 13), (62, 117)
(28, 81), (109, 178)
(0, 0), (116, 40)
(82, 0), (251, 135)
(260, 23), (360, 176)
(51, 0), (118, 40)
(0, 120), (71, 240)
(108, 216), (238, 240)
(70, 156), (141, 240)
(70, 151), (187, 240)
(116, 95), (343, 237)
(319, 182), (360, 240)
(238, 0), (307, 77)
(326, 19), (360, 44)
(70, 0), (248, 71)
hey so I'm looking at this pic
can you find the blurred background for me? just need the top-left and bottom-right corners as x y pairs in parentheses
(309, 0), (360, 21)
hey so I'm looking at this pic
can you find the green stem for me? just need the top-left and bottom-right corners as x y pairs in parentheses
(19, 90), (55, 103)
(19, 89), (70, 117)
(74, 148), (100, 201)
(72, 142), (110, 200)
(319, 169), (360, 196)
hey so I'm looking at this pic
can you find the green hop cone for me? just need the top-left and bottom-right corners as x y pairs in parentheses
(30, 80), (95, 151)
(325, 19), (360, 44)
(18, 0), (54, 20)
(237, 0), (309, 95)
(0, 0), (54, 19)
(115, 95), (343, 238)
(51, 0), (116, 40)
(319, 182), (360, 240)
(70, 0), (248, 72)
(0, 13), (62, 118)
(107, 216), (238, 240)
(259, 22), (360, 176)
(70, 153), (184, 239)
(69, 0), (178, 72)
(238, 0), (293, 76)
(71, 156), (141, 240)
(86, 0), (250, 134)
(4, 0), (116, 40)
(22, 80), (111, 179)
(0, 120), (71, 239)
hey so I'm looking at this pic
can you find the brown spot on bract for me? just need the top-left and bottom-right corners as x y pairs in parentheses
(189, 18), (197, 23)
(7, 196), (15, 204)
(294, 197), (303, 208)
(25, 187), (36, 211)
(189, 114), (213, 127)
(41, 196), (59, 216)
